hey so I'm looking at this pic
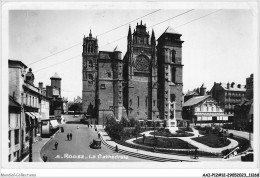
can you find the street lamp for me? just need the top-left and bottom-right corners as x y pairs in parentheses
(153, 120), (156, 150)
(249, 118), (253, 149)
(103, 108), (105, 128)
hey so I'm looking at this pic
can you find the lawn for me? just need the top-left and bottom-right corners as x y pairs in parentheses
(133, 136), (197, 149)
(192, 134), (231, 148)
(149, 130), (194, 137)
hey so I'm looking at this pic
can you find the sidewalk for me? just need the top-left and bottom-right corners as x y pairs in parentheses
(96, 125), (229, 162)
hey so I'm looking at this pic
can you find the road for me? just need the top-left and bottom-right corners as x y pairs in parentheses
(40, 115), (151, 162)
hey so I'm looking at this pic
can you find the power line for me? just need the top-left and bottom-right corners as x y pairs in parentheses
(175, 9), (222, 29)
(25, 9), (161, 67)
(34, 55), (81, 73)
(100, 9), (195, 48)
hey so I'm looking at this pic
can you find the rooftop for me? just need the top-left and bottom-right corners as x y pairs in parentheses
(50, 72), (61, 79)
(183, 95), (210, 107)
(164, 26), (181, 35)
(218, 82), (246, 92)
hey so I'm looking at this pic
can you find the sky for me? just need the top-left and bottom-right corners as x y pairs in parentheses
(8, 3), (258, 101)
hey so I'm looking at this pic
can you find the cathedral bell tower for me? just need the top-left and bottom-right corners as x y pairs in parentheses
(82, 30), (99, 118)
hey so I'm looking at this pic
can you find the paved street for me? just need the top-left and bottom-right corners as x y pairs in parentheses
(40, 115), (151, 162)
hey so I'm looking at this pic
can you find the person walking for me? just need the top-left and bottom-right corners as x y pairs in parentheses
(54, 142), (59, 150)
(194, 148), (198, 159)
(70, 133), (72, 140)
(67, 133), (70, 141)
(115, 145), (119, 153)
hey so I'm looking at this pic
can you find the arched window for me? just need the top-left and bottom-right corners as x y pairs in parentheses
(87, 45), (90, 53)
(170, 94), (176, 102)
(88, 60), (93, 68)
(88, 74), (93, 84)
(172, 50), (176, 62)
(171, 67), (176, 83)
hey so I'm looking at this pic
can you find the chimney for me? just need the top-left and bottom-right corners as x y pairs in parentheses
(227, 82), (230, 89)
(39, 82), (43, 90)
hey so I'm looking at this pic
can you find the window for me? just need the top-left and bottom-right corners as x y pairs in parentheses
(89, 60), (93, 68)
(172, 50), (176, 63)
(9, 154), (11, 162)
(14, 129), (19, 145)
(170, 94), (176, 102)
(88, 74), (93, 84)
(129, 99), (132, 106)
(153, 100), (156, 106)
(171, 67), (176, 83)
(100, 84), (106, 89)
(107, 72), (111, 78)
(137, 96), (139, 107)
(145, 96), (148, 107)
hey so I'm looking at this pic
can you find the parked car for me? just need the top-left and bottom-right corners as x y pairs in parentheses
(89, 139), (101, 149)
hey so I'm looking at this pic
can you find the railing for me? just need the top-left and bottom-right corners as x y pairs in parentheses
(223, 146), (239, 159)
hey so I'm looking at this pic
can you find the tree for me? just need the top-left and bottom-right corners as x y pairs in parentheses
(132, 122), (141, 136)
(105, 117), (124, 140)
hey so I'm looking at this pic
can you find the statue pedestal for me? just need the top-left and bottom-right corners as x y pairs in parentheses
(165, 119), (178, 134)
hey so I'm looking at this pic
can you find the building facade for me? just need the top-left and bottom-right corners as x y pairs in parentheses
(210, 82), (246, 117)
(82, 22), (184, 126)
(9, 60), (46, 161)
(233, 74), (254, 131)
(183, 84), (229, 126)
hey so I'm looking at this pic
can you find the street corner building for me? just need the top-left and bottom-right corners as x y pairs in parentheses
(82, 21), (184, 128)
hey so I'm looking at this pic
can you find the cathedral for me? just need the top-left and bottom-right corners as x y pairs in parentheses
(82, 21), (184, 127)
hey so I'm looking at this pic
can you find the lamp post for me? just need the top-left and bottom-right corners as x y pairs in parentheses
(249, 118), (252, 149)
(153, 120), (156, 150)
(103, 108), (105, 128)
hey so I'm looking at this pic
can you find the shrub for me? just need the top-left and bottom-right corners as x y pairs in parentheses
(221, 149), (230, 156)
(129, 118), (137, 127)
(120, 116), (129, 127)
(229, 133), (234, 138)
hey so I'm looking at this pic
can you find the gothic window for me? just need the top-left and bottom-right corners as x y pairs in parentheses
(137, 96), (140, 107)
(171, 67), (176, 83)
(129, 99), (132, 106)
(88, 60), (93, 68)
(146, 96), (148, 107)
(87, 45), (90, 53)
(170, 94), (176, 102)
(88, 74), (93, 84)
(153, 100), (156, 106)
(172, 50), (176, 63)
(107, 72), (111, 78)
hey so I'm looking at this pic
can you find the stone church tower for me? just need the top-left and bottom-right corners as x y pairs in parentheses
(123, 21), (158, 120)
(82, 30), (99, 118)
(157, 27), (184, 126)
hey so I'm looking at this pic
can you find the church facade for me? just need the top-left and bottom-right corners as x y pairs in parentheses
(82, 21), (184, 126)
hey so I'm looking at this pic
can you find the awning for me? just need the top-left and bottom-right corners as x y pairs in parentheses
(25, 112), (35, 119)
(34, 113), (42, 119)
(30, 112), (38, 118)
(50, 120), (59, 129)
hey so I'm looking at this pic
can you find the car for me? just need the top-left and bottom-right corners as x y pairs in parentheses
(89, 138), (101, 149)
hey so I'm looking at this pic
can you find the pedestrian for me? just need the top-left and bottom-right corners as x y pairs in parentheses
(98, 133), (101, 138)
(67, 133), (70, 141)
(43, 154), (48, 162)
(194, 148), (198, 159)
(115, 145), (118, 153)
(54, 142), (59, 150)
(70, 133), (72, 140)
